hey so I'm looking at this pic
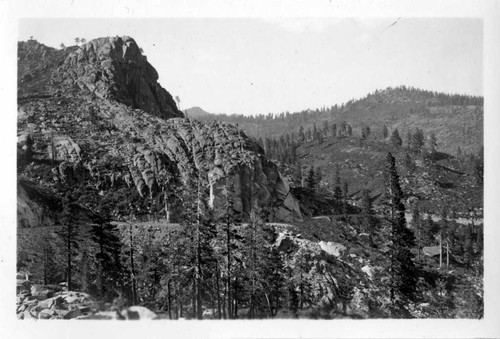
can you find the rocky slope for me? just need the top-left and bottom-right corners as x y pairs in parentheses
(17, 37), (301, 227)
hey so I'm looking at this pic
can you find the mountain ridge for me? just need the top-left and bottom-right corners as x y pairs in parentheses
(188, 86), (483, 154)
(17, 37), (302, 227)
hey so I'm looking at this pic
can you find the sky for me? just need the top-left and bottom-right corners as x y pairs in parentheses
(19, 18), (483, 115)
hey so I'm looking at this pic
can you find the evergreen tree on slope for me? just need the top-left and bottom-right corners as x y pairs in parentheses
(381, 152), (419, 317)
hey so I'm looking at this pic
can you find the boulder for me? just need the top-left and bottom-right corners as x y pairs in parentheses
(35, 296), (58, 311)
(31, 284), (47, 294)
(361, 265), (375, 278)
(38, 309), (55, 319)
(23, 309), (37, 320)
(276, 232), (297, 253)
(318, 241), (347, 258)
(121, 306), (158, 320)
(48, 135), (81, 162)
(348, 247), (369, 258)
(422, 245), (441, 257)
(32, 290), (54, 301)
(62, 308), (82, 319)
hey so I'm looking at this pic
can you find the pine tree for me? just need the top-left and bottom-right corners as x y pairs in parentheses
(57, 192), (84, 291)
(403, 152), (415, 174)
(241, 212), (284, 318)
(360, 189), (377, 237)
(347, 124), (353, 137)
(342, 181), (349, 207)
(292, 162), (302, 188)
(25, 134), (34, 163)
(313, 167), (323, 191)
(89, 205), (123, 299)
(428, 132), (437, 155)
(122, 211), (139, 305)
(333, 165), (343, 213)
(456, 146), (463, 164)
(381, 152), (418, 316)
(406, 130), (413, 149)
(362, 126), (368, 140)
(411, 128), (425, 155)
(422, 213), (439, 245)
(322, 120), (329, 138)
(383, 125), (389, 140)
(175, 175), (218, 319)
(331, 123), (337, 138)
(257, 137), (264, 149)
(218, 177), (244, 318)
(241, 211), (266, 318)
(440, 207), (450, 245)
(305, 166), (316, 190)
(259, 224), (285, 317)
(472, 147), (484, 187)
(390, 129), (403, 148)
(463, 225), (474, 267)
(411, 205), (422, 262)
(298, 126), (305, 143)
(306, 127), (312, 142)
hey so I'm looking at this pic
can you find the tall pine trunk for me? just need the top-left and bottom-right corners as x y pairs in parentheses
(215, 266), (222, 319)
(226, 218), (232, 318)
(99, 226), (105, 296)
(196, 245), (202, 319)
(233, 277), (238, 318)
(167, 279), (172, 320)
(66, 222), (72, 291)
(195, 178), (203, 320)
(192, 281), (197, 318)
(129, 222), (138, 305)
(222, 285), (227, 319)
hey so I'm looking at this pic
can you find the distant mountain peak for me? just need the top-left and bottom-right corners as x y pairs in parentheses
(185, 106), (212, 118)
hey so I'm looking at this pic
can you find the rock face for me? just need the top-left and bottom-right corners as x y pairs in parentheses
(147, 118), (302, 221)
(50, 36), (183, 120)
(17, 37), (302, 225)
(17, 180), (60, 228)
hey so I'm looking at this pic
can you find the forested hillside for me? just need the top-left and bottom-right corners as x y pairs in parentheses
(187, 86), (483, 155)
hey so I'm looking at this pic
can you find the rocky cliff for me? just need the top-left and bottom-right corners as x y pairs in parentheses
(50, 36), (183, 120)
(17, 37), (302, 227)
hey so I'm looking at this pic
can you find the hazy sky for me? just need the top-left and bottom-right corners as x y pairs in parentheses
(19, 18), (482, 115)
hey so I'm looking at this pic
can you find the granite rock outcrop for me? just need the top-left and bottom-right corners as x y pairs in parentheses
(17, 37), (302, 226)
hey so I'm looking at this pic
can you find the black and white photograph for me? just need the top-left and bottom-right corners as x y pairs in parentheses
(1, 0), (500, 338)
